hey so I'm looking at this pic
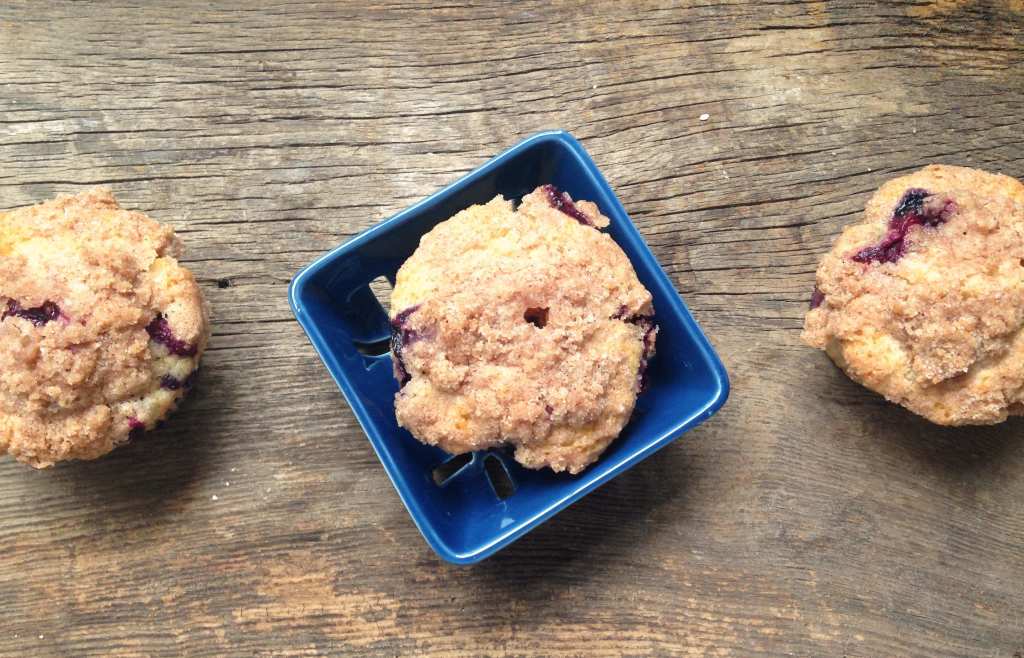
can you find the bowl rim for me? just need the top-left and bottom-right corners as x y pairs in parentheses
(288, 129), (730, 564)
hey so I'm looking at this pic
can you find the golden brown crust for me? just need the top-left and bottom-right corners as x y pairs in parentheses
(0, 188), (210, 467)
(803, 165), (1024, 425)
(391, 186), (655, 474)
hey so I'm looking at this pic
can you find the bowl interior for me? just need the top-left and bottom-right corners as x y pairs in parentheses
(290, 132), (728, 563)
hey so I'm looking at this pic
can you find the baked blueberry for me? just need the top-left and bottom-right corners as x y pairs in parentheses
(146, 314), (198, 357)
(390, 305), (420, 386)
(541, 184), (595, 227)
(851, 188), (956, 264)
(2, 299), (62, 326)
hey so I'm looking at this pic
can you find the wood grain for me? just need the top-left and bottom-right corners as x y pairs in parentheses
(2, 1), (1024, 655)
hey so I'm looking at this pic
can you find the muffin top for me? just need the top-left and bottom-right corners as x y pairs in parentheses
(0, 188), (209, 467)
(390, 185), (656, 474)
(803, 165), (1024, 425)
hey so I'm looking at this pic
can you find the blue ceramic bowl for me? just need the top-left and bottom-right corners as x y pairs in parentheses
(288, 130), (729, 564)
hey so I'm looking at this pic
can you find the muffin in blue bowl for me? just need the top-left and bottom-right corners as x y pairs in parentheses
(288, 130), (729, 564)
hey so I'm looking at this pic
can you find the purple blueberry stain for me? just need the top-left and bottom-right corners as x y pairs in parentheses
(542, 184), (595, 227)
(810, 286), (825, 309)
(390, 304), (421, 386)
(127, 416), (145, 440)
(146, 313), (197, 357)
(615, 308), (655, 326)
(612, 308), (658, 391)
(635, 317), (658, 392)
(2, 299), (62, 326)
(159, 370), (197, 390)
(160, 370), (197, 391)
(852, 188), (956, 264)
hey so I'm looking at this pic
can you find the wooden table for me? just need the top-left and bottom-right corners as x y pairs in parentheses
(2, 1), (1023, 656)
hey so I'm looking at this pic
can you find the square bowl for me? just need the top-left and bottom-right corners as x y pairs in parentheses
(288, 130), (729, 564)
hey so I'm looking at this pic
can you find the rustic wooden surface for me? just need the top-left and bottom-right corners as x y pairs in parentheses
(2, 1), (1024, 656)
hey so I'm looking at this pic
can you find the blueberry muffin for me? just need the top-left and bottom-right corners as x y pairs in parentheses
(803, 165), (1024, 425)
(390, 185), (657, 474)
(0, 188), (210, 467)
